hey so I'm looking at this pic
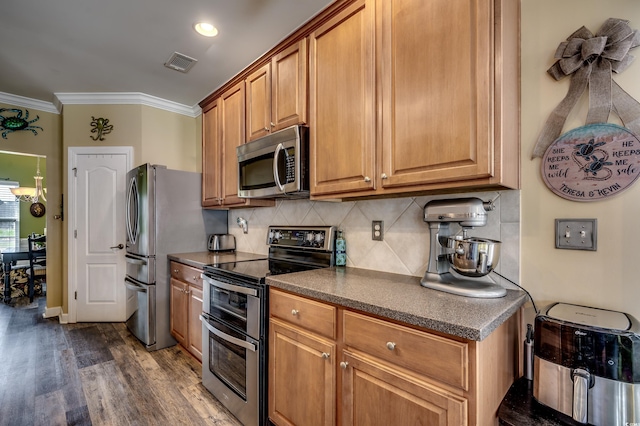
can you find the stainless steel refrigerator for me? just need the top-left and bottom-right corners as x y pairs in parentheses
(124, 163), (227, 351)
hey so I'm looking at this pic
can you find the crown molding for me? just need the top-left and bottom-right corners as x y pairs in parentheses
(53, 92), (202, 117)
(0, 92), (59, 114)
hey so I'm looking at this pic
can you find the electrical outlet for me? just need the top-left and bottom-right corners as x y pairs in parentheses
(372, 220), (384, 241)
(555, 219), (597, 251)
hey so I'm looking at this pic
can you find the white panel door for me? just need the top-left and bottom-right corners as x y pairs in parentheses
(73, 152), (129, 322)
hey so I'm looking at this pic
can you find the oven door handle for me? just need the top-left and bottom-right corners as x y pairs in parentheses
(201, 274), (258, 297)
(200, 315), (257, 352)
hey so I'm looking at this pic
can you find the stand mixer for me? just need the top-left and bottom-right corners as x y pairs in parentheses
(421, 197), (506, 298)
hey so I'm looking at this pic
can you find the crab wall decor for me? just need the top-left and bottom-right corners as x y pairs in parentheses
(0, 108), (43, 139)
(90, 116), (114, 141)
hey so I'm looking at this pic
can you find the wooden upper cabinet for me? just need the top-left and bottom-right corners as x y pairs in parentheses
(203, 81), (274, 209)
(309, 0), (376, 196)
(379, 0), (492, 189)
(310, 0), (519, 199)
(246, 63), (272, 142)
(271, 38), (308, 132)
(202, 100), (221, 207)
(220, 81), (248, 206)
(246, 38), (308, 142)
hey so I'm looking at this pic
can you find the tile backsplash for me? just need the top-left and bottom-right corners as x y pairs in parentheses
(228, 190), (520, 285)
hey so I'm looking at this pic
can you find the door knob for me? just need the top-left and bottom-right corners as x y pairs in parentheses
(110, 244), (124, 249)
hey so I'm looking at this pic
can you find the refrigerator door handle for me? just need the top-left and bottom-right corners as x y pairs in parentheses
(125, 254), (148, 265)
(124, 277), (148, 292)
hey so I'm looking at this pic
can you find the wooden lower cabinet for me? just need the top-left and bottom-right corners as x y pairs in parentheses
(269, 318), (336, 426)
(269, 288), (519, 426)
(169, 261), (204, 362)
(341, 350), (467, 425)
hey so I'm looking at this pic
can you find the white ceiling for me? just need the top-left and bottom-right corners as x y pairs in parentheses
(0, 0), (333, 108)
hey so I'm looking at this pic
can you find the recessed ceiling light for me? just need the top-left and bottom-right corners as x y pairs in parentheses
(194, 22), (218, 37)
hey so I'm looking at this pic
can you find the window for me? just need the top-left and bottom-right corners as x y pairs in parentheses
(0, 181), (20, 252)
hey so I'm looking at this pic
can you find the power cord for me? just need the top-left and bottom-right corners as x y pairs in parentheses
(492, 271), (539, 315)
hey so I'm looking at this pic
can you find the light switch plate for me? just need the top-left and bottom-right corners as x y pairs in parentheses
(555, 219), (597, 251)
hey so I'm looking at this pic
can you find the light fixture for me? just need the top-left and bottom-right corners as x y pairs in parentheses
(11, 156), (47, 203)
(194, 22), (218, 37)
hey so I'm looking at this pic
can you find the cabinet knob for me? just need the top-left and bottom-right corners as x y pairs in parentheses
(381, 173), (388, 180)
(271, 122), (275, 127)
(193, 276), (197, 281)
(173, 269), (179, 273)
(291, 309), (299, 316)
(263, 127), (270, 131)
(386, 342), (396, 351)
(321, 352), (330, 359)
(340, 361), (349, 370)
(364, 176), (371, 182)
(185, 289), (191, 295)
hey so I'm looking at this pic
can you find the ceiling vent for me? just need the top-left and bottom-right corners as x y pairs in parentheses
(164, 52), (198, 73)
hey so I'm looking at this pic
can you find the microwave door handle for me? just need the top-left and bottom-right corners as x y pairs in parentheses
(200, 315), (257, 352)
(273, 143), (286, 192)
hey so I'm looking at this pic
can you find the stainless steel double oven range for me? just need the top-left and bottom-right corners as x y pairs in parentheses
(200, 226), (336, 426)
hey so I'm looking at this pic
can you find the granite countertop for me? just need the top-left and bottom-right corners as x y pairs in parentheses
(266, 266), (527, 341)
(167, 251), (267, 270)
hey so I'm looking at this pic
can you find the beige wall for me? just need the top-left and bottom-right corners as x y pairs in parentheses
(141, 107), (199, 172)
(521, 0), (640, 321)
(0, 102), (63, 308)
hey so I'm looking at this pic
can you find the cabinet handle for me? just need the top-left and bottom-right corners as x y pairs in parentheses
(381, 173), (388, 180)
(386, 342), (396, 351)
(291, 309), (299, 316)
(185, 289), (191, 295)
(321, 352), (330, 359)
(364, 176), (371, 182)
(263, 127), (270, 131)
(340, 361), (349, 370)
(270, 122), (275, 127)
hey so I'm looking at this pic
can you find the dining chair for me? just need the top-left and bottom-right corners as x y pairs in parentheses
(27, 234), (46, 302)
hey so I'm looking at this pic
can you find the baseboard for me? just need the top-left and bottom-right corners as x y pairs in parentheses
(42, 306), (66, 323)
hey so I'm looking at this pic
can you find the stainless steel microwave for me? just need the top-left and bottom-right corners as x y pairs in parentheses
(237, 125), (309, 198)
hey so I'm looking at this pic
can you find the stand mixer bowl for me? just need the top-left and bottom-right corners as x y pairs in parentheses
(446, 237), (501, 277)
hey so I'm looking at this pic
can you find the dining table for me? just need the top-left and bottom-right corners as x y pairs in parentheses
(1, 249), (30, 303)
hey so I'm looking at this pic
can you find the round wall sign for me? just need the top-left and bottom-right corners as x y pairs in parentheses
(541, 123), (640, 201)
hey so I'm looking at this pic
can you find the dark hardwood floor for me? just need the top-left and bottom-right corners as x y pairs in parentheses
(0, 297), (242, 426)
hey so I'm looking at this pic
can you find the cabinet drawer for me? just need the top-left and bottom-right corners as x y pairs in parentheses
(170, 261), (203, 288)
(343, 311), (468, 390)
(270, 289), (336, 340)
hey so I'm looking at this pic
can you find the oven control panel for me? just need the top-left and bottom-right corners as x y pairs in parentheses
(267, 226), (336, 250)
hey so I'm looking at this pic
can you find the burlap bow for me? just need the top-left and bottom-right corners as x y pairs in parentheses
(532, 18), (640, 158)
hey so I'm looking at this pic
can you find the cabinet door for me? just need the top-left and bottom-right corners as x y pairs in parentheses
(246, 63), (272, 142)
(269, 318), (336, 426)
(187, 285), (203, 362)
(202, 100), (221, 207)
(379, 0), (492, 188)
(272, 38), (308, 132)
(170, 278), (188, 347)
(341, 350), (467, 426)
(220, 81), (247, 206)
(309, 0), (376, 196)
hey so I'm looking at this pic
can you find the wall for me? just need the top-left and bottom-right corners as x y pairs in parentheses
(0, 101), (62, 308)
(60, 103), (199, 313)
(0, 153), (47, 237)
(227, 190), (521, 285)
(521, 0), (640, 322)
